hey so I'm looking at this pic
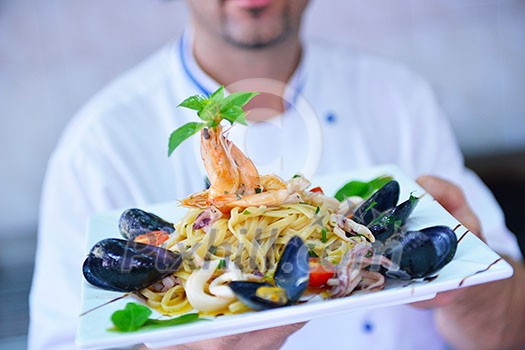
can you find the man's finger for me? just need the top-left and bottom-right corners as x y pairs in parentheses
(417, 175), (483, 239)
(411, 290), (462, 309)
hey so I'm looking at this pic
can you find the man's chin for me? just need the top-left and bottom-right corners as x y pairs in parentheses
(223, 32), (288, 50)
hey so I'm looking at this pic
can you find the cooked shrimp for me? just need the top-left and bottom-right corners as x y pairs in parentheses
(212, 189), (290, 211)
(227, 139), (260, 195)
(201, 126), (241, 198)
(182, 127), (296, 211)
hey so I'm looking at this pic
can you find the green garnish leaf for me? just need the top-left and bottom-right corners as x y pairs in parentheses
(142, 313), (202, 330)
(254, 187), (262, 194)
(220, 105), (247, 126)
(218, 259), (226, 270)
(334, 175), (393, 201)
(243, 210), (251, 215)
(369, 175), (394, 190)
(211, 85), (225, 101)
(223, 91), (259, 108)
(110, 303), (205, 332)
(393, 219), (403, 231)
(364, 200), (378, 213)
(315, 206), (320, 215)
(178, 95), (208, 112)
(168, 122), (206, 156)
(170, 87), (259, 156)
(321, 228), (328, 243)
(111, 302), (152, 332)
(200, 100), (221, 124)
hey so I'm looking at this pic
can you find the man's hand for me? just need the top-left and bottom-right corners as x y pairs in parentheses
(413, 175), (525, 349)
(153, 323), (304, 350)
(411, 175), (483, 309)
(417, 175), (482, 238)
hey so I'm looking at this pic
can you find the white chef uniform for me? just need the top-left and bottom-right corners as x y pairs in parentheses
(29, 31), (522, 350)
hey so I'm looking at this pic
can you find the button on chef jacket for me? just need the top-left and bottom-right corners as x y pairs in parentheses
(29, 30), (522, 350)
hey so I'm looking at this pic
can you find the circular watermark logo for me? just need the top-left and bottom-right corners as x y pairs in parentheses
(192, 78), (323, 181)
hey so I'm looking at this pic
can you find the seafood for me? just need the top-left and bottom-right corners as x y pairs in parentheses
(328, 243), (400, 297)
(83, 88), (462, 320)
(352, 180), (400, 225)
(200, 126), (258, 198)
(181, 126), (308, 212)
(330, 214), (375, 242)
(193, 206), (223, 231)
(134, 231), (170, 246)
(368, 194), (420, 242)
(184, 260), (242, 313)
(383, 225), (458, 279)
(119, 208), (175, 240)
(82, 238), (182, 292)
(229, 236), (309, 310)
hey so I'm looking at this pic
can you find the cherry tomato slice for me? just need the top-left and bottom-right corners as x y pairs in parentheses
(310, 186), (325, 195)
(308, 258), (335, 288)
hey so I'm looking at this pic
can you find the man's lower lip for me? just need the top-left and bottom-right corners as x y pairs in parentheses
(229, 0), (272, 8)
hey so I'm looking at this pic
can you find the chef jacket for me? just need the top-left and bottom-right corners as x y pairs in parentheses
(29, 31), (522, 350)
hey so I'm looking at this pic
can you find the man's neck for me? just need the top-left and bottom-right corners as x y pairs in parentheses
(191, 26), (302, 116)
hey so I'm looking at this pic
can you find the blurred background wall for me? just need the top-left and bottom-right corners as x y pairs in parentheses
(0, 0), (524, 348)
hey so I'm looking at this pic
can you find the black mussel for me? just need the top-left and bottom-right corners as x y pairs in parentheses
(119, 208), (175, 240)
(83, 238), (182, 292)
(383, 225), (457, 279)
(229, 236), (309, 310)
(274, 236), (310, 303)
(353, 180), (400, 225)
(228, 282), (286, 310)
(369, 194), (420, 242)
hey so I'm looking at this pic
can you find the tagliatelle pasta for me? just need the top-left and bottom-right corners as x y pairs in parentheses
(141, 194), (371, 316)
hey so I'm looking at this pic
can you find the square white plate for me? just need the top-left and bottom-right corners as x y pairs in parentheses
(76, 165), (513, 349)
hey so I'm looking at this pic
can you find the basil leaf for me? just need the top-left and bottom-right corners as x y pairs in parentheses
(220, 105), (246, 125)
(199, 100), (221, 124)
(168, 122), (206, 156)
(223, 91), (259, 108)
(110, 303), (205, 333)
(178, 95), (208, 112)
(169, 87), (258, 156)
(142, 313), (201, 330)
(234, 113), (248, 126)
(211, 85), (225, 101)
(334, 175), (393, 201)
(111, 302), (152, 332)
(334, 181), (370, 201)
(368, 175), (394, 196)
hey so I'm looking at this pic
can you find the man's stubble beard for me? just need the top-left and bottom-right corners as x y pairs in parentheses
(220, 4), (292, 50)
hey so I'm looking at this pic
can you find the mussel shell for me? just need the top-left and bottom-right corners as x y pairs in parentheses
(353, 180), (400, 225)
(83, 238), (182, 292)
(370, 195), (420, 242)
(384, 225), (457, 279)
(119, 208), (175, 240)
(228, 281), (282, 310)
(228, 236), (309, 310)
(274, 236), (310, 304)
